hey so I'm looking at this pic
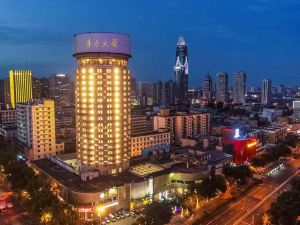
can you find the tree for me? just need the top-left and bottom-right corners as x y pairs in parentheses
(190, 175), (227, 199)
(223, 163), (250, 184)
(223, 144), (234, 155)
(277, 144), (291, 157)
(268, 190), (300, 225)
(291, 177), (300, 191)
(5, 160), (35, 192)
(285, 134), (299, 148)
(262, 213), (272, 225)
(138, 201), (173, 225)
(0, 142), (79, 225)
(260, 152), (274, 163)
(251, 156), (266, 167)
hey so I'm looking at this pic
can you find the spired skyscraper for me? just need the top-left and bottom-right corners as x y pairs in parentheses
(233, 71), (247, 104)
(174, 36), (188, 105)
(261, 79), (272, 105)
(73, 32), (131, 175)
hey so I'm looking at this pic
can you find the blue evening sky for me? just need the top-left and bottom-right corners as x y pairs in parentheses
(0, 0), (299, 87)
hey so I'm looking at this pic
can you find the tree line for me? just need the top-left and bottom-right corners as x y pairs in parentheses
(0, 141), (79, 225)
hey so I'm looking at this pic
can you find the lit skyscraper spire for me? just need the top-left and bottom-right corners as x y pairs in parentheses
(174, 36), (188, 105)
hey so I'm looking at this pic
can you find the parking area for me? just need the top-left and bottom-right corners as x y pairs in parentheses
(97, 209), (143, 225)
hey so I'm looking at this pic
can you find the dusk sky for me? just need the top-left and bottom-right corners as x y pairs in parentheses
(0, 0), (299, 86)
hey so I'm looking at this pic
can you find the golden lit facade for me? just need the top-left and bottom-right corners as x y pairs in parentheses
(9, 70), (33, 108)
(74, 32), (132, 175)
(75, 57), (131, 174)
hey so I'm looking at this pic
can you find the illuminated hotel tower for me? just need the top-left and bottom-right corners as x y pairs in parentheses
(73, 32), (131, 175)
(9, 70), (33, 108)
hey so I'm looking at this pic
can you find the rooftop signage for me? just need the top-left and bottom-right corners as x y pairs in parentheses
(73, 32), (131, 56)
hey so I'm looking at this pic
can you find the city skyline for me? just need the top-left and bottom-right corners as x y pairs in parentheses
(0, 0), (299, 86)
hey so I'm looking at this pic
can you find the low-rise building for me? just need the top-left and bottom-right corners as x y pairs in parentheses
(32, 157), (210, 221)
(131, 114), (151, 136)
(262, 108), (283, 122)
(0, 109), (17, 124)
(131, 129), (170, 157)
(153, 109), (210, 145)
(253, 126), (286, 144)
(0, 123), (17, 141)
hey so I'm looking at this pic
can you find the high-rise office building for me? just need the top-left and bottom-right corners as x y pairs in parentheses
(202, 73), (213, 101)
(9, 70), (32, 108)
(233, 71), (247, 104)
(73, 32), (131, 175)
(137, 82), (154, 106)
(49, 74), (74, 107)
(0, 78), (11, 108)
(153, 81), (164, 106)
(32, 77), (50, 99)
(174, 36), (188, 105)
(216, 72), (229, 103)
(16, 99), (64, 160)
(261, 79), (272, 105)
(130, 76), (138, 99)
(164, 79), (175, 106)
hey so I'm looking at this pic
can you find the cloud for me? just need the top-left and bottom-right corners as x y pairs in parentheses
(0, 23), (70, 45)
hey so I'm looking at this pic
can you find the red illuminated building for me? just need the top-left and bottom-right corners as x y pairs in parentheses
(222, 128), (257, 164)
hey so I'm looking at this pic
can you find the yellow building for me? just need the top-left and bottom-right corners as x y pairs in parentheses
(9, 70), (33, 108)
(16, 99), (64, 160)
(73, 32), (132, 175)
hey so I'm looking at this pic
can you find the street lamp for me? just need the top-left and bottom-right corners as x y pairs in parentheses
(97, 206), (105, 224)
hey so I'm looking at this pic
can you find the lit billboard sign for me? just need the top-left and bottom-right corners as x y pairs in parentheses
(73, 32), (131, 56)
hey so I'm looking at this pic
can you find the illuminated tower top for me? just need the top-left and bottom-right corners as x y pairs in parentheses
(73, 32), (131, 57)
(174, 36), (188, 105)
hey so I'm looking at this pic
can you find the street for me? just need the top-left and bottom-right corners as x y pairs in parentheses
(0, 209), (30, 225)
(0, 183), (32, 225)
(199, 157), (300, 225)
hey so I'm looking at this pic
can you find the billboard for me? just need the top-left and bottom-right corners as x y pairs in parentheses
(73, 32), (131, 56)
